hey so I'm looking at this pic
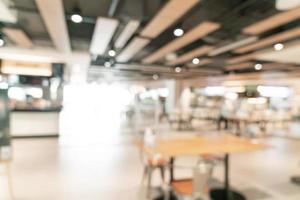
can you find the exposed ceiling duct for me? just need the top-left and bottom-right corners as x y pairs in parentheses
(116, 37), (150, 62)
(0, 0), (17, 23)
(114, 20), (140, 49)
(90, 17), (119, 55)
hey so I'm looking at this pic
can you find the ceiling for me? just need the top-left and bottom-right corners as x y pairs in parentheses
(1, 0), (300, 81)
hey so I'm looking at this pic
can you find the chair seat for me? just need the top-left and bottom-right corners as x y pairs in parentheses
(172, 179), (210, 195)
(172, 179), (193, 195)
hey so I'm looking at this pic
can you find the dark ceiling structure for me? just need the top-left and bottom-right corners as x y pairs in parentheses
(1, 0), (300, 81)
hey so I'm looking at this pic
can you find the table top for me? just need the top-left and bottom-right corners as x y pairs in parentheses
(135, 133), (267, 158)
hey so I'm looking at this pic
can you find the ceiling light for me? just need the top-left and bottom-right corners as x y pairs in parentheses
(104, 61), (111, 68)
(0, 38), (4, 47)
(152, 74), (159, 80)
(274, 43), (284, 51)
(254, 63), (262, 70)
(192, 58), (200, 64)
(71, 13), (83, 23)
(175, 67), (182, 73)
(173, 28), (184, 37)
(108, 50), (116, 57)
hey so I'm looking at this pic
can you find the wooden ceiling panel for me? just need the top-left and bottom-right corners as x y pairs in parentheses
(235, 27), (300, 53)
(243, 6), (300, 35)
(142, 21), (220, 64)
(225, 62), (254, 70)
(167, 45), (213, 65)
(227, 54), (256, 64)
(187, 58), (213, 67)
(3, 28), (34, 48)
(140, 0), (199, 38)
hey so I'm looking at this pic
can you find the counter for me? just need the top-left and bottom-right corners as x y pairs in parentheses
(10, 109), (61, 137)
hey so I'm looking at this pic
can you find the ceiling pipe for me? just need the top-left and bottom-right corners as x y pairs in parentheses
(108, 0), (120, 17)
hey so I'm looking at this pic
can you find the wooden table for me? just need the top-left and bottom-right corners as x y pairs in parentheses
(136, 133), (267, 200)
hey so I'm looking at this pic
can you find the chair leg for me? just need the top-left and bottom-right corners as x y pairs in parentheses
(5, 162), (14, 200)
(159, 166), (165, 184)
(147, 168), (153, 198)
(141, 166), (148, 185)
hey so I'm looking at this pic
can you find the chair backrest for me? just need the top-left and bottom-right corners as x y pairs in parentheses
(140, 128), (157, 165)
(192, 162), (213, 198)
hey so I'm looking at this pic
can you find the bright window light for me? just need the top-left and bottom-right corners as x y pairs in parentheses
(204, 86), (225, 96)
(257, 86), (291, 98)
(225, 92), (238, 100)
(26, 87), (43, 98)
(129, 85), (146, 94)
(247, 97), (267, 104)
(226, 86), (246, 93)
(8, 87), (26, 100)
(0, 82), (8, 89)
(157, 88), (169, 97)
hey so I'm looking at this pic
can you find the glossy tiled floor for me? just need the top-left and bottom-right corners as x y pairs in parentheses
(1, 133), (300, 200)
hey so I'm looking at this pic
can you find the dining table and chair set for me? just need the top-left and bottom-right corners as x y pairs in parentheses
(135, 130), (267, 200)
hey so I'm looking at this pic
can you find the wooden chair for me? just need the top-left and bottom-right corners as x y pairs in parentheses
(140, 128), (168, 198)
(0, 161), (14, 200)
(171, 161), (213, 200)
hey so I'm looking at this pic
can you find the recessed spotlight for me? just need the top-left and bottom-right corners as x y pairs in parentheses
(104, 61), (111, 68)
(192, 58), (200, 65)
(254, 63), (262, 70)
(152, 74), (159, 80)
(173, 28), (184, 37)
(0, 38), (4, 47)
(108, 50), (116, 57)
(274, 43), (284, 51)
(175, 67), (182, 73)
(71, 13), (83, 23)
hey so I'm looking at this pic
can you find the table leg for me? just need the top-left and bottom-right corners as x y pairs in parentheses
(210, 154), (246, 200)
(154, 157), (177, 200)
(170, 157), (175, 183)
